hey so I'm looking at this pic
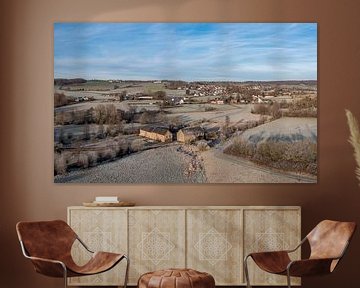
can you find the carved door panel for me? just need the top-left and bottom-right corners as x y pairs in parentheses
(128, 209), (186, 284)
(243, 209), (301, 286)
(187, 209), (243, 285)
(68, 208), (128, 286)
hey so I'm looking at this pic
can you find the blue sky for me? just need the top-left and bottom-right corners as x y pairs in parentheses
(54, 23), (317, 81)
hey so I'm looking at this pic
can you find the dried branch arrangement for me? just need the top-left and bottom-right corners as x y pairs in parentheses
(346, 109), (360, 185)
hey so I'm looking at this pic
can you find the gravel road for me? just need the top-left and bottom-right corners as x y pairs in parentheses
(54, 145), (206, 183)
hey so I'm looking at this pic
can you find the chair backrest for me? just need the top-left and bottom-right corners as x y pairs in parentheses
(16, 220), (77, 261)
(307, 220), (356, 261)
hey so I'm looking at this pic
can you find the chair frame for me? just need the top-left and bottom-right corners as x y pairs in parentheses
(244, 236), (350, 288)
(18, 231), (129, 288)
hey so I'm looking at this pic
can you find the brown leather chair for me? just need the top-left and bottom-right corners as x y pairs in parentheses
(244, 220), (356, 288)
(16, 220), (129, 288)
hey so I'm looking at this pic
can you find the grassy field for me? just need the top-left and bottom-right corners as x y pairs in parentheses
(55, 144), (206, 183)
(223, 117), (317, 175)
(238, 117), (317, 144)
(166, 104), (260, 126)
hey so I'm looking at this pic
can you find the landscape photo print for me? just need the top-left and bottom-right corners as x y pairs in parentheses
(54, 23), (317, 184)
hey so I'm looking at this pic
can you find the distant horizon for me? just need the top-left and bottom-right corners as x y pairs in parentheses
(55, 77), (317, 82)
(54, 23), (317, 81)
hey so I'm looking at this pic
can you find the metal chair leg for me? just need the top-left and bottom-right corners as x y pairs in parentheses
(244, 255), (252, 288)
(123, 255), (130, 288)
(286, 269), (292, 288)
(62, 264), (68, 288)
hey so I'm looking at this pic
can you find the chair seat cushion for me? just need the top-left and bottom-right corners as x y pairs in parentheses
(138, 268), (215, 288)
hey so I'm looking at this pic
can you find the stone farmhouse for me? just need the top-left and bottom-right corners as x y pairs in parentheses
(177, 127), (204, 143)
(139, 126), (173, 143)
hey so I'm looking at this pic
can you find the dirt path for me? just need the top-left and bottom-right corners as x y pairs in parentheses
(201, 148), (317, 183)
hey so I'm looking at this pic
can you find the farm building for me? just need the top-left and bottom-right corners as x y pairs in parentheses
(177, 127), (204, 143)
(210, 99), (224, 104)
(139, 126), (173, 142)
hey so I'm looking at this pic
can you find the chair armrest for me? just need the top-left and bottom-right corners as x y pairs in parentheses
(76, 236), (94, 253)
(245, 237), (306, 259)
(26, 255), (67, 278)
(287, 258), (336, 277)
(246, 251), (292, 274)
(26, 255), (65, 265)
(286, 237), (307, 253)
(247, 250), (291, 260)
(19, 240), (67, 277)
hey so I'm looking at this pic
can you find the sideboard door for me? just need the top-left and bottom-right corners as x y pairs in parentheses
(68, 208), (128, 286)
(186, 209), (243, 285)
(243, 208), (301, 286)
(128, 209), (186, 284)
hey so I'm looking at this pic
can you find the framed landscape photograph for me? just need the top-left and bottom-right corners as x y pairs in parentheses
(54, 23), (317, 184)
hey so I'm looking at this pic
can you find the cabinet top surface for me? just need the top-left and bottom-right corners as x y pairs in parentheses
(68, 205), (301, 210)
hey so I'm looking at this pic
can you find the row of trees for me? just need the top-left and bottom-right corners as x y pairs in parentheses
(57, 123), (129, 145)
(54, 78), (86, 86)
(251, 102), (282, 119)
(251, 97), (317, 118)
(55, 104), (137, 126)
(55, 102), (185, 128)
(55, 138), (145, 175)
(224, 138), (317, 175)
(54, 93), (76, 107)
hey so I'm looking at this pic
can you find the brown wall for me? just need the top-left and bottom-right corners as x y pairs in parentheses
(1, 0), (360, 287)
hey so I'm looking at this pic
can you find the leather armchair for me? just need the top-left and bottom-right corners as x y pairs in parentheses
(16, 220), (129, 288)
(244, 220), (356, 288)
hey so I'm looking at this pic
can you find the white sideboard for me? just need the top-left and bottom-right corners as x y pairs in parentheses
(67, 206), (301, 286)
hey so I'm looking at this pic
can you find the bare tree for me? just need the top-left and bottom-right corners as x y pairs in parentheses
(97, 124), (105, 139)
(83, 123), (91, 140)
(106, 104), (117, 124)
(94, 104), (106, 124)
(130, 139), (144, 152)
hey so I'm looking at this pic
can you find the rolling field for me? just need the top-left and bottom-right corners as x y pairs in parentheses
(238, 117), (317, 144)
(166, 104), (261, 125)
(55, 145), (206, 183)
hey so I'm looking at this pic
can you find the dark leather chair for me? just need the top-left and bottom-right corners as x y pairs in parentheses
(16, 220), (129, 288)
(244, 220), (356, 288)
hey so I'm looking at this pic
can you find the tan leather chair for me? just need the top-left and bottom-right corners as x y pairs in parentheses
(244, 220), (356, 288)
(16, 220), (129, 288)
